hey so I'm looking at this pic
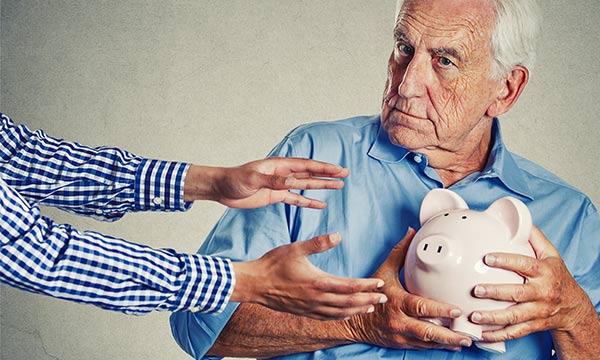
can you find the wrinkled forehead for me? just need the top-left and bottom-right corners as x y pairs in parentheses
(394, 0), (496, 46)
(394, 0), (495, 55)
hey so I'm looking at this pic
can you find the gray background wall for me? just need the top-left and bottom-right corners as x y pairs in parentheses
(0, 1), (598, 359)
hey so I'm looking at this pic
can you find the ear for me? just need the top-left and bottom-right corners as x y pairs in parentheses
(420, 189), (469, 225)
(486, 65), (529, 118)
(484, 197), (532, 243)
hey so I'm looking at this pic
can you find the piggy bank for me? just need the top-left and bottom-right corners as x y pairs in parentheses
(404, 189), (535, 353)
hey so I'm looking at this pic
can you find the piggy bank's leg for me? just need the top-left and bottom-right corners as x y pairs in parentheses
(451, 316), (482, 340)
(475, 341), (506, 354)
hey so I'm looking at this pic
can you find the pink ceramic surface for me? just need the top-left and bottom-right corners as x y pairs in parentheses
(404, 189), (535, 353)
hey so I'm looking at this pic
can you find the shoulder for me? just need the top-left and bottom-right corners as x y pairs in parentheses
(284, 115), (380, 142)
(512, 152), (597, 211)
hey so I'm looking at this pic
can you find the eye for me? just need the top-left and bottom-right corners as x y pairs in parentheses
(437, 56), (454, 67)
(395, 42), (414, 57)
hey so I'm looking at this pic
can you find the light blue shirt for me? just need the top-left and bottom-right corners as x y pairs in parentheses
(170, 115), (600, 359)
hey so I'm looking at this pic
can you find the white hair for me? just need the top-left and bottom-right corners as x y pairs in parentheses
(394, 0), (541, 78)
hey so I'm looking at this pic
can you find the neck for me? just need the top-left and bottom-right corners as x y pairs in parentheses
(424, 120), (494, 188)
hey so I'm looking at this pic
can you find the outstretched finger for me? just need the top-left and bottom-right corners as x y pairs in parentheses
(269, 158), (349, 178)
(283, 177), (346, 190)
(270, 191), (328, 209)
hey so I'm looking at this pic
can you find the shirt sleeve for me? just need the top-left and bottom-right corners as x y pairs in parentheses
(0, 177), (235, 314)
(0, 113), (191, 221)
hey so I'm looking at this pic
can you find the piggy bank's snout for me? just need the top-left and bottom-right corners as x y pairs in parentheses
(415, 236), (451, 265)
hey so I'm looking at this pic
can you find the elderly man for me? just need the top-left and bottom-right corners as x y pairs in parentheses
(170, 0), (600, 359)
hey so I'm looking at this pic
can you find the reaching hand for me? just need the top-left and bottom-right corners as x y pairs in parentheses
(344, 228), (472, 351)
(231, 233), (387, 320)
(184, 158), (349, 209)
(470, 225), (597, 342)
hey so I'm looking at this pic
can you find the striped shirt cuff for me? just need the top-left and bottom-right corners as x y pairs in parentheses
(167, 254), (235, 313)
(134, 159), (192, 212)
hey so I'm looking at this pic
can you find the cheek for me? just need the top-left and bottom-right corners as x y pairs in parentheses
(432, 78), (471, 131)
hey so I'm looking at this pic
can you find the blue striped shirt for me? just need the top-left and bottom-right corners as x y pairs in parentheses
(0, 113), (234, 315)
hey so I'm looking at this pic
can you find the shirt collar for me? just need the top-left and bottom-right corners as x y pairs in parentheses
(483, 118), (534, 200)
(367, 116), (534, 200)
(367, 117), (411, 163)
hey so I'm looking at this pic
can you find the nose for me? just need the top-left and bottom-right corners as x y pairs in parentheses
(416, 236), (451, 266)
(398, 53), (429, 99)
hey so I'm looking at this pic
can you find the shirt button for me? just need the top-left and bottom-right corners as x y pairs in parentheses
(152, 197), (163, 205)
(413, 155), (422, 164)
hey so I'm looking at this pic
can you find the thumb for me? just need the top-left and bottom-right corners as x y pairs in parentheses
(382, 227), (416, 273)
(529, 225), (559, 259)
(296, 232), (341, 257)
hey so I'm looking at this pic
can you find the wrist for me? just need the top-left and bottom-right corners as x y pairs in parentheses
(183, 165), (224, 202)
(230, 260), (264, 304)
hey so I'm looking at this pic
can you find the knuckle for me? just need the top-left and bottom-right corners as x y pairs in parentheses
(420, 325), (437, 342)
(512, 285), (526, 302)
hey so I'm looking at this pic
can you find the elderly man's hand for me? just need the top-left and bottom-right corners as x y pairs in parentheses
(344, 228), (473, 351)
(470, 225), (596, 342)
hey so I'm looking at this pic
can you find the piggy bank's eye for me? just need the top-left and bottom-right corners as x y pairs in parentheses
(462, 215), (467, 219)
(444, 213), (449, 216)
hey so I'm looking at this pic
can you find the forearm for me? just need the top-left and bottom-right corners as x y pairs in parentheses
(0, 113), (190, 219)
(552, 303), (600, 360)
(208, 303), (354, 358)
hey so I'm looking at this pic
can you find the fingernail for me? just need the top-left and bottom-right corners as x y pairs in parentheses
(367, 306), (375, 313)
(377, 280), (385, 288)
(329, 232), (341, 243)
(471, 312), (482, 323)
(474, 286), (485, 297)
(450, 309), (462, 317)
(484, 254), (497, 265)
(379, 295), (388, 304)
(460, 339), (472, 347)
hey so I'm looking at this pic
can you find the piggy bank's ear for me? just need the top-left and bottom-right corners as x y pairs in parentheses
(420, 189), (468, 225)
(485, 197), (532, 243)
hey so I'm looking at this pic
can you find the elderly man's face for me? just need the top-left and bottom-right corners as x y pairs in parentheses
(381, 0), (500, 154)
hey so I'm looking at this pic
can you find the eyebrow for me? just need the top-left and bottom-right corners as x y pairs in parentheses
(394, 29), (464, 63)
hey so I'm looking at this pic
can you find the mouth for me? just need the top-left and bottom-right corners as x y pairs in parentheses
(384, 95), (429, 121)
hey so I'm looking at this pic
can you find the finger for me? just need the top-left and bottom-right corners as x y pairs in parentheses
(302, 291), (388, 313)
(473, 282), (539, 303)
(470, 302), (546, 326)
(314, 275), (387, 295)
(402, 292), (463, 320)
(402, 317), (473, 348)
(272, 191), (328, 209)
(296, 233), (342, 257)
(481, 320), (540, 342)
(270, 158), (350, 178)
(283, 177), (346, 190)
(483, 252), (542, 278)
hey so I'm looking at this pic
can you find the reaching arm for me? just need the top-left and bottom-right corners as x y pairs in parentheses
(0, 178), (234, 314)
(0, 112), (190, 220)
